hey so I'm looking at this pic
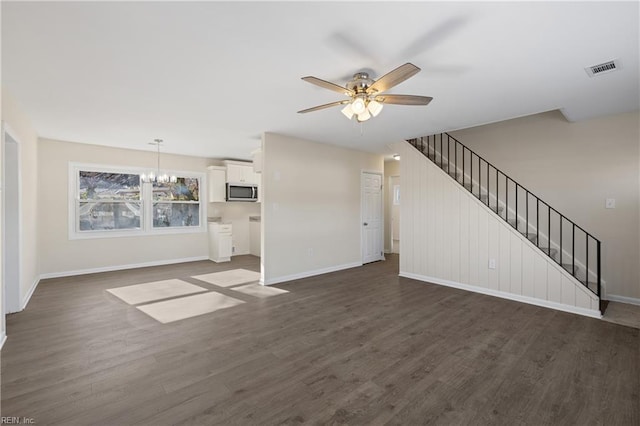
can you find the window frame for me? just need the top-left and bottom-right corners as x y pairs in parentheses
(68, 162), (206, 240)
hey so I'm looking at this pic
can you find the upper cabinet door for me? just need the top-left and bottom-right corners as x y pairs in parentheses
(226, 164), (246, 183)
(207, 166), (226, 202)
(226, 163), (257, 184)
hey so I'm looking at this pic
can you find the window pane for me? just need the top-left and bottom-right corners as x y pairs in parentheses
(153, 203), (200, 228)
(79, 172), (140, 200)
(153, 178), (199, 201)
(78, 201), (142, 231)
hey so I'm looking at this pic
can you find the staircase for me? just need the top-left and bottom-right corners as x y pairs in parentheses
(407, 134), (602, 307)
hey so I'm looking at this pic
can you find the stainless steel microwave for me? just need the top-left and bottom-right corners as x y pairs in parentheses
(226, 183), (258, 202)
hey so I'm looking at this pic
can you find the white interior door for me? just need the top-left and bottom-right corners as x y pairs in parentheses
(362, 171), (383, 264)
(390, 176), (400, 254)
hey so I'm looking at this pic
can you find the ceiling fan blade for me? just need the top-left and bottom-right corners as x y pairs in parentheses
(375, 94), (433, 105)
(301, 76), (354, 96)
(297, 100), (350, 114)
(400, 16), (469, 58)
(368, 63), (421, 94)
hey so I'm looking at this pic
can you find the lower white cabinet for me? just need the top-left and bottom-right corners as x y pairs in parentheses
(209, 222), (233, 262)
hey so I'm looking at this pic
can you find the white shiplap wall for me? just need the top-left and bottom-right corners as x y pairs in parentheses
(398, 142), (600, 318)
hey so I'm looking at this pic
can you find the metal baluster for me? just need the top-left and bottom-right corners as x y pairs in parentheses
(455, 140), (458, 181)
(526, 191), (529, 238)
(536, 199), (540, 248)
(469, 150), (473, 195)
(449, 135), (452, 174)
(496, 169), (499, 215)
(548, 206), (551, 259)
(486, 161), (489, 205)
(463, 147), (466, 188)
(572, 224), (575, 275)
(560, 216), (563, 266)
(506, 177), (509, 224)
(515, 183), (519, 231)
(597, 241), (601, 298)
(586, 234), (589, 283)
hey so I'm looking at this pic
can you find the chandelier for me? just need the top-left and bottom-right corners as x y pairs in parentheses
(141, 139), (177, 184)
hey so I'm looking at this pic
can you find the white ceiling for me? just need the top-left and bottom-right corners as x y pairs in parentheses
(2, 1), (639, 160)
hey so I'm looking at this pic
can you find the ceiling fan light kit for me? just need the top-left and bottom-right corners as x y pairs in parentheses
(298, 63), (432, 122)
(341, 103), (355, 119)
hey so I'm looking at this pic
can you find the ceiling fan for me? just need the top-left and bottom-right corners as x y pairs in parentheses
(298, 63), (433, 122)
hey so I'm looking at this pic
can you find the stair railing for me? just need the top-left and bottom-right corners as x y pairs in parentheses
(407, 134), (601, 300)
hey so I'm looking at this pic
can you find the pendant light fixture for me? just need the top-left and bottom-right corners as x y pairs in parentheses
(141, 139), (177, 184)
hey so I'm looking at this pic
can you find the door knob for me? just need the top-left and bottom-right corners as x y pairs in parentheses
(363, 222), (368, 226)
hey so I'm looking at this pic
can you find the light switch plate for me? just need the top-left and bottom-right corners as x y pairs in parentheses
(606, 198), (616, 209)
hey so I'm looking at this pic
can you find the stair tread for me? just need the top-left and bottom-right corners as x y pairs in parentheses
(581, 280), (599, 293)
(561, 263), (579, 273)
(539, 247), (559, 256)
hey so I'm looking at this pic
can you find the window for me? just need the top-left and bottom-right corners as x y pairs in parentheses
(69, 163), (205, 239)
(152, 178), (200, 228)
(77, 171), (142, 232)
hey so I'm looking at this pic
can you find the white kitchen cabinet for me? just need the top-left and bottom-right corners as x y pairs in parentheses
(207, 166), (226, 203)
(225, 161), (255, 184)
(209, 222), (233, 262)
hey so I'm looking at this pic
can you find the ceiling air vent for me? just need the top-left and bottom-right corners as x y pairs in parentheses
(585, 59), (621, 77)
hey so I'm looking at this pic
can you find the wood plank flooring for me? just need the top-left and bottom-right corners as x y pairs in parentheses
(1, 254), (639, 425)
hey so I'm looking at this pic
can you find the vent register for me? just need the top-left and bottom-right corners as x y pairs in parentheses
(585, 59), (620, 77)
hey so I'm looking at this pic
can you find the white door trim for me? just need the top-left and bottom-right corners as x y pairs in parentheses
(361, 170), (384, 264)
(2, 121), (23, 316)
(389, 175), (400, 254)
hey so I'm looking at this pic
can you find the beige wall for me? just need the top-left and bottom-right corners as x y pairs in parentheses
(384, 159), (400, 253)
(38, 138), (211, 276)
(262, 132), (383, 284)
(450, 110), (640, 301)
(2, 90), (40, 314)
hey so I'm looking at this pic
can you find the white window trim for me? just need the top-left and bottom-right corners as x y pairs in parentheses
(68, 162), (206, 240)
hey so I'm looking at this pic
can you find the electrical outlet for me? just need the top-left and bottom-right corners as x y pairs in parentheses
(488, 258), (496, 269)
(308, 248), (314, 257)
(605, 198), (616, 209)
(232, 246), (236, 253)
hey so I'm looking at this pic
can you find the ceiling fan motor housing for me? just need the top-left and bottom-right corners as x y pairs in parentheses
(347, 72), (374, 94)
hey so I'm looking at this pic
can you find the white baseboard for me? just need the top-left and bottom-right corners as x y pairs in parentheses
(21, 277), (41, 311)
(606, 294), (640, 306)
(39, 256), (209, 280)
(0, 333), (6, 351)
(264, 262), (362, 286)
(400, 271), (602, 319)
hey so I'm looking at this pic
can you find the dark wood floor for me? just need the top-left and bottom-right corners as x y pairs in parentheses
(2, 255), (639, 425)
